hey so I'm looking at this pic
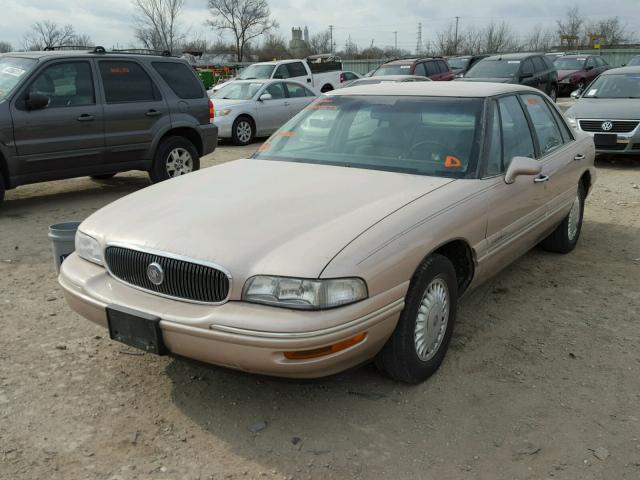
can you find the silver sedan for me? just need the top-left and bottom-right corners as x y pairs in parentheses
(209, 79), (320, 145)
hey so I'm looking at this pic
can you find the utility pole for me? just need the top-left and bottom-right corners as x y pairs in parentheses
(416, 23), (422, 55)
(454, 16), (460, 54)
(329, 25), (334, 54)
(393, 31), (398, 50)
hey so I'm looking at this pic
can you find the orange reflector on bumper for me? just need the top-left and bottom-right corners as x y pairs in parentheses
(284, 333), (367, 360)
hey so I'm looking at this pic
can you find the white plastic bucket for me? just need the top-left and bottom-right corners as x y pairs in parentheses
(48, 222), (80, 273)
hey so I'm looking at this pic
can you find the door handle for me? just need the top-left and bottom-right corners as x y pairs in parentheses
(77, 114), (94, 122)
(145, 109), (161, 117)
(534, 174), (550, 183)
(306, 78), (311, 83)
(574, 153), (585, 161)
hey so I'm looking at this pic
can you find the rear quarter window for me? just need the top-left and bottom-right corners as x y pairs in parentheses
(152, 62), (204, 99)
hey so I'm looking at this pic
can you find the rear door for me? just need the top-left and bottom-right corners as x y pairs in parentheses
(283, 82), (317, 115)
(11, 59), (105, 176)
(98, 59), (170, 164)
(437, 60), (454, 81)
(425, 61), (440, 80)
(519, 59), (537, 89)
(532, 56), (549, 93)
(255, 82), (291, 134)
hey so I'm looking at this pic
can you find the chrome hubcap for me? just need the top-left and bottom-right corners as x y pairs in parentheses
(414, 277), (449, 362)
(166, 148), (193, 177)
(236, 121), (252, 143)
(568, 192), (581, 240)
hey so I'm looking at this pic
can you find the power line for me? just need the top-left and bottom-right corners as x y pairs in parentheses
(393, 31), (398, 49)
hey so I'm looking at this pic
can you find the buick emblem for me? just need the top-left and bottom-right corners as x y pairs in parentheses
(146, 262), (164, 286)
(601, 121), (613, 131)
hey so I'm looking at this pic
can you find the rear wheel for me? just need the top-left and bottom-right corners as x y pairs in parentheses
(548, 85), (558, 102)
(91, 173), (116, 180)
(375, 254), (458, 383)
(149, 136), (199, 183)
(540, 183), (585, 253)
(320, 84), (333, 93)
(231, 116), (255, 146)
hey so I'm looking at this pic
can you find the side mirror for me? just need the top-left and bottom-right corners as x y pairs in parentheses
(504, 156), (542, 184)
(26, 93), (50, 110)
(570, 89), (581, 99)
(259, 93), (272, 102)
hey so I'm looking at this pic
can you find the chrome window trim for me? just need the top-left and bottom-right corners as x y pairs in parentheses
(104, 242), (232, 306)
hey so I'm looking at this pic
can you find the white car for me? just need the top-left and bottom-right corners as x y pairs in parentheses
(212, 58), (346, 94)
(210, 79), (319, 145)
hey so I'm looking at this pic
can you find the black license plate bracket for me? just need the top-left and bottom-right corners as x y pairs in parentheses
(107, 305), (167, 355)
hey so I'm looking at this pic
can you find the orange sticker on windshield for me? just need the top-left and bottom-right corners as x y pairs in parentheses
(257, 142), (272, 152)
(527, 98), (538, 105)
(444, 155), (462, 168)
(273, 131), (296, 137)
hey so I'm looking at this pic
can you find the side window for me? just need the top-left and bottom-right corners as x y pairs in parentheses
(28, 61), (94, 108)
(343, 72), (357, 81)
(543, 56), (555, 69)
(521, 59), (534, 75)
(273, 65), (290, 79)
(414, 62), (427, 76)
(438, 61), (449, 73)
(586, 57), (596, 69)
(265, 82), (286, 99)
(152, 62), (203, 99)
(497, 95), (535, 169)
(485, 101), (503, 176)
(532, 57), (546, 72)
(99, 61), (160, 103)
(304, 87), (316, 96)
(285, 82), (309, 98)
(287, 62), (308, 78)
(547, 99), (574, 142)
(521, 94), (564, 155)
(425, 62), (439, 76)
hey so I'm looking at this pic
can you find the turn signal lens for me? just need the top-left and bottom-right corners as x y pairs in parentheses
(284, 333), (367, 360)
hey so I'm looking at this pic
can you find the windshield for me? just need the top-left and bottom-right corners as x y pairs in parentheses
(372, 64), (412, 76)
(214, 82), (264, 100)
(465, 60), (520, 78)
(448, 57), (470, 70)
(554, 58), (585, 70)
(628, 56), (640, 66)
(253, 95), (483, 178)
(0, 57), (36, 101)
(582, 73), (640, 99)
(238, 64), (275, 80)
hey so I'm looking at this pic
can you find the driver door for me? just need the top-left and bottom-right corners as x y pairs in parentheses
(10, 60), (105, 176)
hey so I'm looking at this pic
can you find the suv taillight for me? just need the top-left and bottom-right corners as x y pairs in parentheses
(208, 99), (214, 122)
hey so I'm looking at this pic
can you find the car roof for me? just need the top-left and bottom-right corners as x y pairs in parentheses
(556, 54), (591, 59)
(484, 53), (542, 61)
(327, 81), (542, 97)
(601, 66), (640, 75)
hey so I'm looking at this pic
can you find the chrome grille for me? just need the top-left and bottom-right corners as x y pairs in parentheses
(579, 120), (639, 133)
(105, 246), (230, 304)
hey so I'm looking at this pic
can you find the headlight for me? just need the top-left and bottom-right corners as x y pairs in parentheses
(566, 116), (578, 129)
(215, 109), (232, 117)
(75, 231), (103, 265)
(242, 276), (368, 310)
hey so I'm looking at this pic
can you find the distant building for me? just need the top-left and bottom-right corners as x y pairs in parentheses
(290, 26), (310, 58)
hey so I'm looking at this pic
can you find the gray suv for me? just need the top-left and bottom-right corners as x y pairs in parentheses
(0, 47), (217, 206)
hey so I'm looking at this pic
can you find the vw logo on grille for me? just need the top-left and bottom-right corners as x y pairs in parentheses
(147, 262), (164, 286)
(601, 121), (613, 131)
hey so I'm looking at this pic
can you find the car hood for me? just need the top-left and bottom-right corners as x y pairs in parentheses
(557, 69), (579, 80)
(458, 77), (512, 83)
(565, 98), (640, 120)
(80, 159), (454, 284)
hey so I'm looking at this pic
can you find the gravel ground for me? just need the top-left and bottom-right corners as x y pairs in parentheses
(1, 139), (639, 480)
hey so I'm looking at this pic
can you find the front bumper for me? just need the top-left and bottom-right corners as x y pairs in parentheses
(59, 254), (404, 378)
(577, 126), (640, 155)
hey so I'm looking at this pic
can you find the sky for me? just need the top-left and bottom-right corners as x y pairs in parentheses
(2, 0), (640, 52)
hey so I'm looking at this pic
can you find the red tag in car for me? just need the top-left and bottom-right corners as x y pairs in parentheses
(444, 155), (462, 168)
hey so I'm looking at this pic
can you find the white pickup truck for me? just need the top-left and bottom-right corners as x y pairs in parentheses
(212, 55), (347, 93)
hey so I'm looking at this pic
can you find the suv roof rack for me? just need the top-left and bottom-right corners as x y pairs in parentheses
(42, 45), (174, 57)
(43, 45), (95, 51)
(111, 48), (172, 57)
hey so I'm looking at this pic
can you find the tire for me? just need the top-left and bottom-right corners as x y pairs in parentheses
(148, 136), (200, 184)
(231, 116), (255, 146)
(91, 173), (116, 180)
(375, 254), (458, 384)
(320, 84), (333, 93)
(577, 80), (586, 91)
(540, 182), (585, 254)
(548, 85), (558, 102)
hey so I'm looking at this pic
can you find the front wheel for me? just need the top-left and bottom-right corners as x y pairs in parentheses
(548, 85), (558, 102)
(148, 136), (199, 183)
(231, 117), (255, 146)
(540, 183), (585, 253)
(375, 254), (458, 384)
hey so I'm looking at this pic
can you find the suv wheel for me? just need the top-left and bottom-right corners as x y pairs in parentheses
(149, 136), (200, 183)
(232, 117), (255, 146)
(549, 85), (558, 102)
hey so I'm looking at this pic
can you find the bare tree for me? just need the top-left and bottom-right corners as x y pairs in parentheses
(434, 22), (458, 56)
(524, 25), (556, 52)
(74, 33), (95, 47)
(342, 35), (359, 59)
(586, 17), (633, 46)
(22, 21), (76, 50)
(133, 0), (184, 53)
(181, 36), (210, 53)
(207, 0), (278, 62)
(308, 30), (332, 55)
(0, 41), (12, 53)
(483, 21), (521, 53)
(557, 6), (584, 47)
(257, 34), (289, 61)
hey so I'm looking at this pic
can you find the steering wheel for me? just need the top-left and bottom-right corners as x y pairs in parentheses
(406, 140), (450, 160)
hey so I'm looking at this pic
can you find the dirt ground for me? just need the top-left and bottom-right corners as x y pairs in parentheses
(1, 141), (639, 480)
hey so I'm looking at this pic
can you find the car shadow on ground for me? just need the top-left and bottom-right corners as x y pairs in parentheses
(595, 155), (640, 170)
